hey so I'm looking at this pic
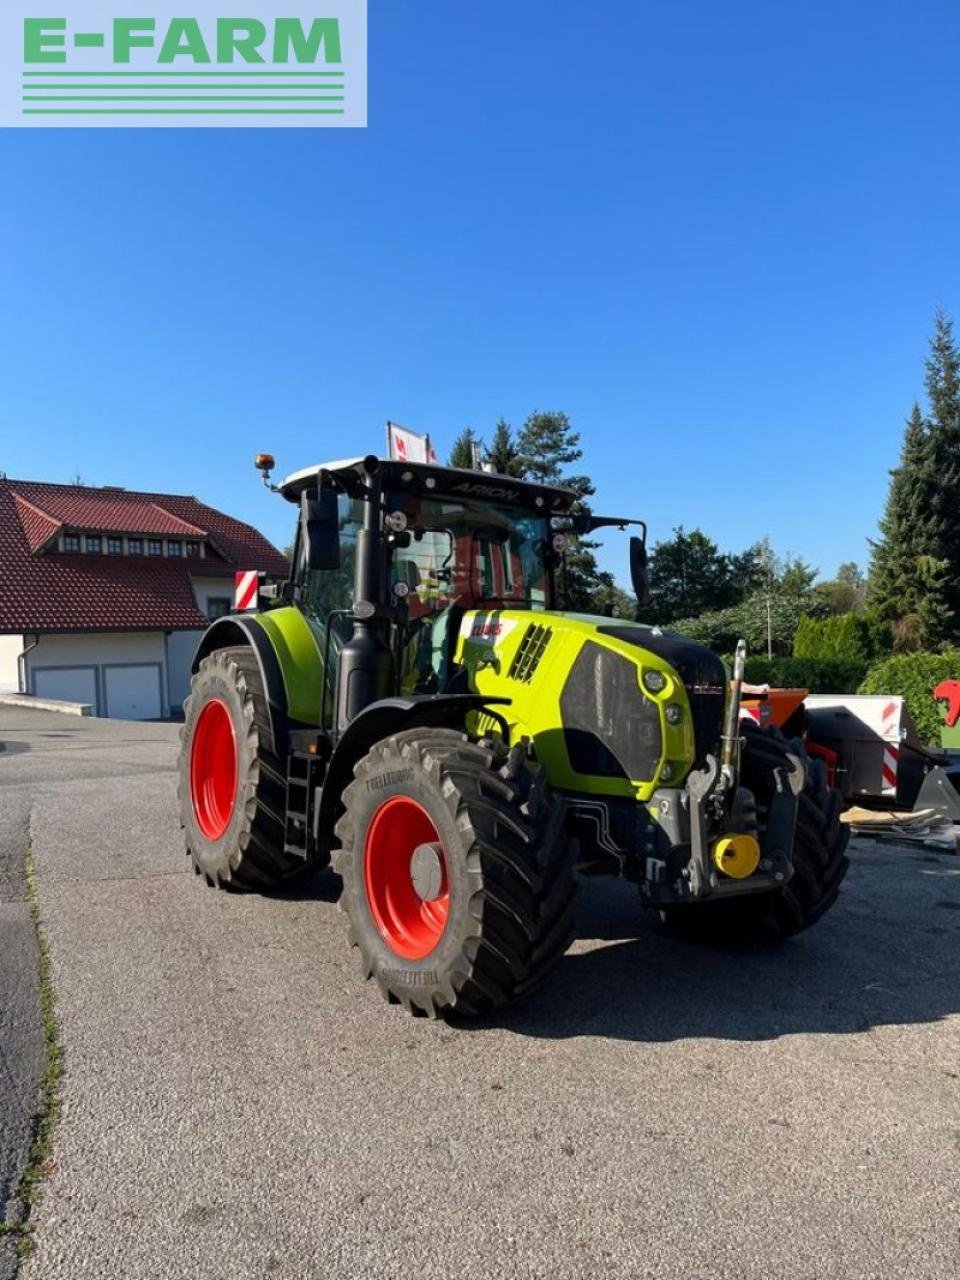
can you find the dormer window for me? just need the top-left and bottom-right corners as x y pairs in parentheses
(107, 536), (123, 555)
(167, 540), (182, 557)
(85, 535), (102, 554)
(147, 538), (163, 556)
(128, 538), (143, 556)
(62, 533), (80, 552)
(185, 540), (200, 558)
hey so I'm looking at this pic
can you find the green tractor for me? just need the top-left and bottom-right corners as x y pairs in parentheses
(179, 453), (849, 1017)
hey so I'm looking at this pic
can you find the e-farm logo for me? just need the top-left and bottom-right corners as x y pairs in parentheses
(3, 2), (366, 126)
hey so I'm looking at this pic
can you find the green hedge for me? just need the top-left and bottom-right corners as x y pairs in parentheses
(793, 610), (891, 661)
(744, 656), (869, 694)
(859, 650), (960, 745)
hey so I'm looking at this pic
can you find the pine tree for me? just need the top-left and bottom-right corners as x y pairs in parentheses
(516, 411), (594, 501)
(870, 310), (960, 647)
(923, 310), (960, 623)
(487, 419), (523, 477)
(515, 410), (606, 611)
(916, 555), (955, 649)
(448, 427), (480, 470)
(869, 403), (935, 622)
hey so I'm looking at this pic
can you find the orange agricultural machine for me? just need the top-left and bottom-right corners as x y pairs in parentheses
(740, 686), (960, 820)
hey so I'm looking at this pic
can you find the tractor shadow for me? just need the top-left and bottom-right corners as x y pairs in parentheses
(481, 840), (960, 1045)
(259, 866), (343, 904)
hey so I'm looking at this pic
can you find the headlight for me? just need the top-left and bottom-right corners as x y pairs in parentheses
(660, 762), (673, 781)
(642, 669), (667, 694)
(665, 703), (683, 725)
(386, 510), (408, 532)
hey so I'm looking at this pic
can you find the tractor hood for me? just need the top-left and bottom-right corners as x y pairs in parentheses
(455, 609), (728, 802)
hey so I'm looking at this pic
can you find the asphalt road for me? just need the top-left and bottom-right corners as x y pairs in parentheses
(0, 754), (43, 1280)
(1, 706), (959, 1280)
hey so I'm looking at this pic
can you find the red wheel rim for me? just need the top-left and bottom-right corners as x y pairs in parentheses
(189, 698), (238, 840)
(363, 796), (450, 959)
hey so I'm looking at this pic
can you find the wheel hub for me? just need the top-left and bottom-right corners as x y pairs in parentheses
(410, 842), (445, 902)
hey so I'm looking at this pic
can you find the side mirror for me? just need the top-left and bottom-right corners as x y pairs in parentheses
(630, 535), (651, 606)
(300, 488), (340, 571)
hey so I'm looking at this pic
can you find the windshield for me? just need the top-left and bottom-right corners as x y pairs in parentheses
(387, 495), (550, 619)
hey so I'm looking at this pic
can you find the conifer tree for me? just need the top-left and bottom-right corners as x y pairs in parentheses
(448, 427), (480, 470)
(923, 310), (960, 621)
(515, 410), (606, 611)
(487, 419), (523, 477)
(870, 309), (960, 645)
(870, 405), (935, 621)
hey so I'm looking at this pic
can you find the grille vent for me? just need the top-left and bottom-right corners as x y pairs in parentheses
(508, 624), (552, 683)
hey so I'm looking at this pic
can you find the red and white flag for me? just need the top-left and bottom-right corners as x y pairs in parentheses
(387, 421), (436, 465)
(234, 570), (259, 612)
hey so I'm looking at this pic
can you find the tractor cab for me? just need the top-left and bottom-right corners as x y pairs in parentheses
(275, 455), (648, 728)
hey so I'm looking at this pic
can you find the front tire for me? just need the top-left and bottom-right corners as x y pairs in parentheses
(179, 645), (316, 890)
(660, 724), (849, 944)
(333, 729), (577, 1017)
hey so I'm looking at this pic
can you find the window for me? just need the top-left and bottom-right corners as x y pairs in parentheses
(167, 541), (182, 558)
(388, 500), (548, 615)
(147, 539), (163, 556)
(128, 538), (143, 556)
(207, 597), (232, 620)
(107, 536), (123, 555)
(185, 540), (200, 558)
(62, 533), (80, 553)
(85, 535), (102, 554)
(301, 494), (364, 624)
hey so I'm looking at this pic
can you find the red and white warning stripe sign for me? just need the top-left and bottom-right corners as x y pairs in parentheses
(881, 699), (899, 795)
(234, 570), (259, 612)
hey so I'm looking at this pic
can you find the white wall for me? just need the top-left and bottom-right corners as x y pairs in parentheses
(191, 576), (236, 617)
(0, 634), (25, 693)
(26, 632), (167, 717)
(166, 630), (205, 712)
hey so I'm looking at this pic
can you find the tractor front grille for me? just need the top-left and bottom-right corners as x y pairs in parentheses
(598, 625), (727, 767)
(559, 642), (662, 781)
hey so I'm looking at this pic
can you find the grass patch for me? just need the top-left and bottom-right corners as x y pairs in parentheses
(2, 843), (63, 1258)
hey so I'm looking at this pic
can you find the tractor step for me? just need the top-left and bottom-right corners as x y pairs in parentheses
(283, 735), (327, 858)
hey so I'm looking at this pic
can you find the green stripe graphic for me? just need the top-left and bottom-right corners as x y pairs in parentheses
(22, 108), (346, 114)
(23, 95), (345, 102)
(23, 85), (341, 91)
(22, 70), (345, 77)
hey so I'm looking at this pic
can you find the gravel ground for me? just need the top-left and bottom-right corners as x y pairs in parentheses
(1, 706), (958, 1280)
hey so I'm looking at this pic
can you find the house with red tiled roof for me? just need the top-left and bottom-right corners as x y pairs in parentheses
(0, 477), (288, 718)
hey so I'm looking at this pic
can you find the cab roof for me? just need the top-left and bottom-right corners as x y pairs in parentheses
(278, 457), (576, 513)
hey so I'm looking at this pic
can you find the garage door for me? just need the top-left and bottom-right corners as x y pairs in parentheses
(103, 665), (162, 720)
(33, 667), (98, 711)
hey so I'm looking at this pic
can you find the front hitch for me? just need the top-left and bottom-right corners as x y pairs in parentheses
(676, 746), (805, 903)
(686, 752), (721, 897)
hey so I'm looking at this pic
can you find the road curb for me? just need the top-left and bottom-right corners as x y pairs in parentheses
(0, 695), (92, 718)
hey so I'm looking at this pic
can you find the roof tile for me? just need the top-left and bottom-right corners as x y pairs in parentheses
(0, 478), (289, 633)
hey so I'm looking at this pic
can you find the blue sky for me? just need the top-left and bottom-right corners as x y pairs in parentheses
(2, 0), (959, 583)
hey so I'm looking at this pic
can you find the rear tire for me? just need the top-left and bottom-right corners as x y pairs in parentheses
(659, 724), (849, 944)
(179, 645), (316, 890)
(333, 729), (577, 1017)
